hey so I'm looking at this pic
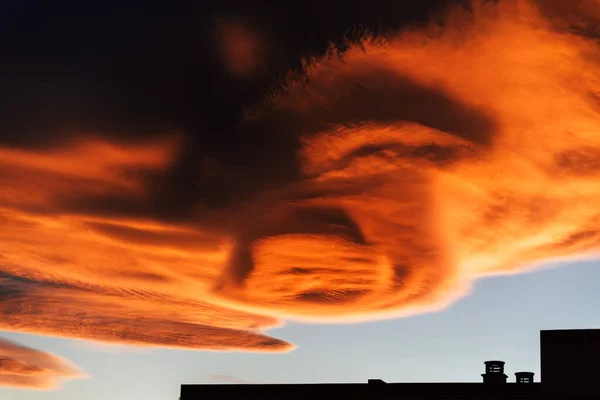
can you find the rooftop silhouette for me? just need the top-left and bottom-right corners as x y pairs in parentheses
(180, 329), (600, 400)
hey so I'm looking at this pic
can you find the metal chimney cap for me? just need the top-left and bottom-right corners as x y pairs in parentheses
(484, 360), (505, 365)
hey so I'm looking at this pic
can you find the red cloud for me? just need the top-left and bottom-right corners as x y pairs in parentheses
(0, 338), (84, 390)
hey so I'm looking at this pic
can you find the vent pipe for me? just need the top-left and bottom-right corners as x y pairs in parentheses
(515, 372), (534, 383)
(481, 360), (508, 383)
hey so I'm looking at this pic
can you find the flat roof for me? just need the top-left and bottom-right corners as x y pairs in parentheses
(181, 382), (542, 398)
(541, 329), (600, 333)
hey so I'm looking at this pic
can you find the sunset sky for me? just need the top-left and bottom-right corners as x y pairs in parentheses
(1, 1), (600, 399)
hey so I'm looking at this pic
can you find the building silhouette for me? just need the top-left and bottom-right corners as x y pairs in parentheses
(180, 329), (600, 400)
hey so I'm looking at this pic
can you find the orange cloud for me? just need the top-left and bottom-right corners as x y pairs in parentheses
(215, 0), (600, 321)
(0, 137), (290, 352)
(1, 0), (600, 363)
(0, 338), (84, 389)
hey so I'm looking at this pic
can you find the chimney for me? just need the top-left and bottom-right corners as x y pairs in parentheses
(481, 360), (508, 383)
(515, 372), (534, 383)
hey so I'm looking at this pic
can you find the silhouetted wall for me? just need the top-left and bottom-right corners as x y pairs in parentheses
(541, 329), (600, 397)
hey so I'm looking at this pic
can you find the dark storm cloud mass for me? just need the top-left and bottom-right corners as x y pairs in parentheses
(2, 0), (600, 390)
(1, 0), (458, 220)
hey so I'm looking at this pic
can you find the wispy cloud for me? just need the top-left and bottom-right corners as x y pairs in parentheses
(209, 374), (259, 384)
(0, 338), (85, 390)
(70, 341), (151, 354)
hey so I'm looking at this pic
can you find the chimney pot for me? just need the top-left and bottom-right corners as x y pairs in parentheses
(515, 372), (534, 383)
(481, 361), (508, 383)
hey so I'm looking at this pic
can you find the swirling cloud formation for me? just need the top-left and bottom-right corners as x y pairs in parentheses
(1, 0), (600, 367)
(0, 138), (288, 352)
(0, 338), (83, 389)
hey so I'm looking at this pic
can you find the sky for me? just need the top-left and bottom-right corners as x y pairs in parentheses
(1, 0), (600, 398)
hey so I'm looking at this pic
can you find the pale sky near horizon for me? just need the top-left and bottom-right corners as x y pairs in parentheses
(2, 259), (598, 400)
